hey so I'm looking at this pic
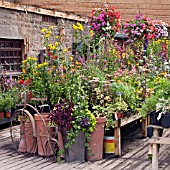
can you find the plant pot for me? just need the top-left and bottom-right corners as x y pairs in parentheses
(18, 123), (37, 153)
(34, 114), (56, 156)
(61, 130), (85, 163)
(18, 124), (27, 153)
(160, 113), (170, 128)
(116, 112), (124, 119)
(0, 112), (4, 119)
(150, 111), (161, 126)
(5, 111), (11, 118)
(86, 117), (106, 161)
(25, 122), (37, 153)
(57, 130), (65, 159)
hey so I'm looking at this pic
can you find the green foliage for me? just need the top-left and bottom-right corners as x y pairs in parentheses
(140, 95), (158, 117)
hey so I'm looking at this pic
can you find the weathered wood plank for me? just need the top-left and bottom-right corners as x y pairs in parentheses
(149, 137), (170, 145)
(0, 1), (87, 22)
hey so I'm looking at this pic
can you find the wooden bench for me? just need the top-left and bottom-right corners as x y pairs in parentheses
(148, 125), (170, 170)
(114, 113), (150, 156)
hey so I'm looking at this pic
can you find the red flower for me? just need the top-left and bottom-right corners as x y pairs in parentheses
(19, 79), (24, 85)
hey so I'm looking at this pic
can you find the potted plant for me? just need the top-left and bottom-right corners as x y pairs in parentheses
(49, 98), (96, 162)
(3, 92), (14, 118)
(113, 96), (128, 119)
(140, 94), (159, 125)
(86, 79), (115, 161)
(48, 74), (96, 162)
(156, 97), (170, 128)
(0, 94), (4, 119)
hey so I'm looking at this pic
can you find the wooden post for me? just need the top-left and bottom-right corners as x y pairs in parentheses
(152, 128), (159, 170)
(142, 114), (151, 137)
(114, 120), (121, 156)
(142, 117), (147, 137)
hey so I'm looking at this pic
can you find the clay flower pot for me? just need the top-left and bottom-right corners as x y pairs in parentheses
(5, 111), (11, 118)
(86, 117), (106, 161)
(34, 114), (56, 156)
(0, 112), (4, 119)
(18, 123), (37, 153)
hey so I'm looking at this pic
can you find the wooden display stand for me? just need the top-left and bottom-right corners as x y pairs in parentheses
(148, 125), (170, 170)
(114, 113), (150, 156)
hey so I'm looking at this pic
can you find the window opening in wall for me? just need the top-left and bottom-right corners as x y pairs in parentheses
(0, 39), (23, 72)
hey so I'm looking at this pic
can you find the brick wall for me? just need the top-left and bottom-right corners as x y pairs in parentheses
(0, 7), (86, 57)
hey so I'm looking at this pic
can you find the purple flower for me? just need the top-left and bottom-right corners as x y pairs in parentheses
(102, 21), (106, 26)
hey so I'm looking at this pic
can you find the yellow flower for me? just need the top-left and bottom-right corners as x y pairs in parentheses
(22, 60), (27, 63)
(49, 26), (54, 30)
(161, 72), (167, 75)
(45, 33), (51, 38)
(27, 56), (32, 60)
(136, 89), (140, 94)
(128, 61), (131, 65)
(56, 36), (60, 39)
(90, 30), (94, 37)
(73, 24), (78, 30)
(48, 44), (53, 49)
(50, 45), (56, 50)
(117, 80), (121, 83)
(32, 57), (38, 61)
(37, 64), (43, 68)
(41, 28), (47, 33)
(63, 48), (68, 52)
(77, 22), (84, 31)
(55, 42), (59, 47)
(22, 69), (26, 73)
(70, 56), (73, 61)
(42, 62), (48, 66)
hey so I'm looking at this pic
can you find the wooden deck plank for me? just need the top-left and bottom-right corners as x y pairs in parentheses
(0, 126), (169, 170)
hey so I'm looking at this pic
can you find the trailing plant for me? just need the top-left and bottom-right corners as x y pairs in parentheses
(88, 4), (121, 39)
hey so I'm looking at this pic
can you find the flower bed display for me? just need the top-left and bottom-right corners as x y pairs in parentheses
(2, 3), (170, 162)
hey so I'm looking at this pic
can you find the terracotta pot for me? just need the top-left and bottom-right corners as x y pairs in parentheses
(18, 124), (27, 153)
(18, 123), (37, 153)
(5, 111), (11, 118)
(25, 122), (37, 153)
(0, 112), (4, 119)
(116, 112), (124, 119)
(34, 114), (56, 156)
(86, 117), (106, 161)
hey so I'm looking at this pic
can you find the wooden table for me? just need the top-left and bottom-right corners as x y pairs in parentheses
(114, 113), (150, 156)
(148, 125), (170, 170)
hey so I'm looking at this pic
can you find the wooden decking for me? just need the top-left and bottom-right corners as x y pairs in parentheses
(0, 124), (169, 170)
